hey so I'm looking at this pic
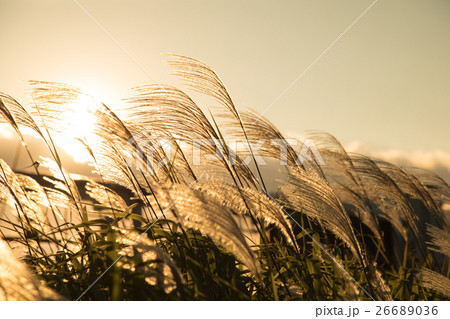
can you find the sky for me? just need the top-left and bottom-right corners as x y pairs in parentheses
(1, 0), (449, 179)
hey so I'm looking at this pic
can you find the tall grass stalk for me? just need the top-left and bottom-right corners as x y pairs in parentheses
(0, 56), (449, 300)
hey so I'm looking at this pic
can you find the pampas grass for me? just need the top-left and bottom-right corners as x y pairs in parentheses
(0, 56), (449, 300)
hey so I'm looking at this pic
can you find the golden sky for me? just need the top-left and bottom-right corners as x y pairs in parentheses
(1, 0), (449, 157)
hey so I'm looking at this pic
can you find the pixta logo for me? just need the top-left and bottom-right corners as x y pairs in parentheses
(126, 130), (325, 172)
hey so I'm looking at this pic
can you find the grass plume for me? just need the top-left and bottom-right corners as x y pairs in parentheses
(0, 56), (449, 300)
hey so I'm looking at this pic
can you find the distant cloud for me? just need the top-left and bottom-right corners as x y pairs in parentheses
(345, 141), (450, 185)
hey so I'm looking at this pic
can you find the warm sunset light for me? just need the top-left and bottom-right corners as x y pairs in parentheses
(0, 0), (449, 310)
(54, 94), (99, 163)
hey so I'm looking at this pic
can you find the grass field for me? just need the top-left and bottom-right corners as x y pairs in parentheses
(0, 55), (449, 300)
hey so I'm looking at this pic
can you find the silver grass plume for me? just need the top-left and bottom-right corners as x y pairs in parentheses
(0, 159), (49, 232)
(310, 133), (382, 240)
(192, 182), (297, 247)
(0, 92), (44, 139)
(127, 123), (192, 183)
(28, 81), (157, 185)
(15, 173), (81, 247)
(407, 167), (450, 206)
(376, 160), (443, 228)
(349, 155), (415, 241)
(124, 84), (218, 144)
(167, 54), (238, 119)
(82, 140), (137, 192)
(150, 183), (261, 276)
(417, 268), (450, 298)
(281, 168), (361, 258)
(166, 55), (261, 188)
(40, 157), (82, 204)
(0, 161), (81, 252)
(230, 108), (301, 169)
(28, 81), (132, 146)
(366, 262), (393, 300)
(18, 162), (82, 250)
(281, 166), (392, 299)
(0, 238), (62, 300)
(426, 224), (450, 257)
(122, 84), (221, 182)
(85, 181), (129, 212)
(85, 180), (138, 229)
(113, 227), (184, 294)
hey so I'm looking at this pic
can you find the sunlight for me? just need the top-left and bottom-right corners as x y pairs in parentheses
(65, 95), (96, 137)
(67, 78), (123, 111)
(53, 94), (99, 163)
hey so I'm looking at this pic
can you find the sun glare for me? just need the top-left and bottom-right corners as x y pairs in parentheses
(65, 95), (97, 138)
(53, 94), (99, 163)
